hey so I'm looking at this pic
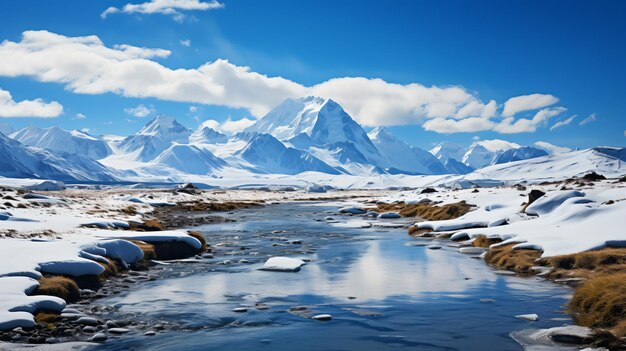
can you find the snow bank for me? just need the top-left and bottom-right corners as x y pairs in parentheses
(127, 197), (175, 207)
(414, 185), (626, 257)
(0, 177), (66, 191)
(94, 230), (202, 250)
(0, 277), (65, 330)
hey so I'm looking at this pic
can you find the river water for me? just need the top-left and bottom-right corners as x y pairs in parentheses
(90, 202), (573, 351)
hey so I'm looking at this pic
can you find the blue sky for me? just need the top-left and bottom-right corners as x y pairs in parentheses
(0, 0), (624, 150)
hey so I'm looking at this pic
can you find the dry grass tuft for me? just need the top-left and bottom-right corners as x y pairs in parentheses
(570, 273), (626, 337)
(187, 231), (208, 252)
(34, 311), (60, 324)
(472, 235), (502, 248)
(129, 219), (166, 231)
(544, 248), (626, 270)
(33, 276), (80, 302)
(120, 205), (137, 215)
(99, 260), (121, 279)
(378, 201), (472, 221)
(130, 240), (157, 260)
(483, 244), (542, 274)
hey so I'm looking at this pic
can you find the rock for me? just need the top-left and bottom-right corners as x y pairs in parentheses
(255, 303), (270, 310)
(338, 207), (367, 215)
(45, 337), (60, 344)
(82, 326), (97, 333)
(76, 317), (99, 326)
(515, 314), (539, 321)
(108, 328), (130, 334)
(144, 331), (156, 336)
(105, 320), (120, 328)
(527, 190), (546, 207)
(421, 187), (438, 194)
(312, 314), (332, 321)
(233, 307), (248, 313)
(458, 247), (486, 254)
(426, 245), (442, 250)
(260, 257), (306, 272)
(90, 332), (107, 342)
(61, 308), (81, 314)
(494, 270), (516, 276)
(28, 335), (46, 344)
(378, 212), (401, 219)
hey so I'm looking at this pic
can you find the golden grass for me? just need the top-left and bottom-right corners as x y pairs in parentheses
(472, 235), (502, 248)
(483, 244), (542, 274)
(130, 240), (157, 260)
(378, 201), (472, 221)
(120, 205), (137, 215)
(129, 218), (166, 231)
(187, 231), (208, 252)
(34, 311), (60, 324)
(543, 248), (626, 270)
(99, 260), (120, 279)
(570, 273), (626, 337)
(33, 276), (80, 302)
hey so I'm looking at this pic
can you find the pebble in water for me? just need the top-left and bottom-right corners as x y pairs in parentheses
(90, 333), (107, 342)
(312, 314), (332, 321)
(233, 307), (248, 313)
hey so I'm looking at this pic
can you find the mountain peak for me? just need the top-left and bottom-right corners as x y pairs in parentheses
(368, 126), (395, 141)
(138, 115), (191, 139)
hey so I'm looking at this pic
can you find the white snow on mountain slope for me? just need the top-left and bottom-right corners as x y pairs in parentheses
(117, 116), (192, 161)
(492, 146), (548, 165)
(0, 132), (117, 182)
(245, 96), (384, 166)
(235, 133), (340, 175)
(189, 125), (228, 144)
(443, 158), (474, 175)
(430, 141), (467, 163)
(151, 144), (226, 175)
(368, 127), (447, 174)
(11, 126), (112, 159)
(462, 143), (498, 169)
(462, 147), (625, 184)
(0, 123), (15, 136)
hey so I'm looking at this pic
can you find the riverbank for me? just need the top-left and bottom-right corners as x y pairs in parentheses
(0, 185), (387, 347)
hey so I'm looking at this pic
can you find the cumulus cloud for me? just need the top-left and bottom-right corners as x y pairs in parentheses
(0, 30), (568, 134)
(502, 94), (558, 117)
(189, 106), (198, 113)
(124, 104), (154, 117)
(534, 141), (572, 154)
(199, 117), (255, 134)
(579, 113), (597, 126)
(102, 0), (224, 21)
(75, 113), (87, 119)
(494, 107), (566, 134)
(549, 114), (576, 131)
(180, 39), (191, 47)
(0, 87), (63, 118)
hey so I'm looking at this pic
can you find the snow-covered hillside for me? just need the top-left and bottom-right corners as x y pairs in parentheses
(11, 126), (112, 159)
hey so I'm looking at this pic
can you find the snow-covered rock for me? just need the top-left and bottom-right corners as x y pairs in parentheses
(189, 125), (228, 144)
(260, 257), (306, 272)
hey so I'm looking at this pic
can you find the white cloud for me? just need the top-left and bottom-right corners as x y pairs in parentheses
(502, 94), (558, 117)
(0, 30), (569, 135)
(422, 117), (495, 134)
(180, 39), (191, 47)
(199, 117), (255, 134)
(472, 135), (480, 141)
(124, 104), (153, 117)
(75, 113), (87, 119)
(549, 114), (576, 131)
(102, 0), (224, 20)
(579, 113), (597, 126)
(494, 107), (566, 134)
(0, 87), (63, 118)
(189, 105), (198, 113)
(534, 141), (571, 154)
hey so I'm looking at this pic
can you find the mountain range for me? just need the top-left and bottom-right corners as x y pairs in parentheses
(0, 96), (620, 184)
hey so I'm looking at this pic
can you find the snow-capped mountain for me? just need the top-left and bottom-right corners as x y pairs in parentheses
(152, 144), (226, 175)
(189, 125), (228, 144)
(11, 126), (112, 159)
(0, 123), (14, 136)
(245, 97), (384, 168)
(235, 133), (340, 175)
(442, 158), (474, 175)
(0, 132), (116, 181)
(492, 146), (548, 165)
(430, 142), (467, 164)
(368, 127), (447, 174)
(117, 116), (192, 161)
(462, 143), (497, 169)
